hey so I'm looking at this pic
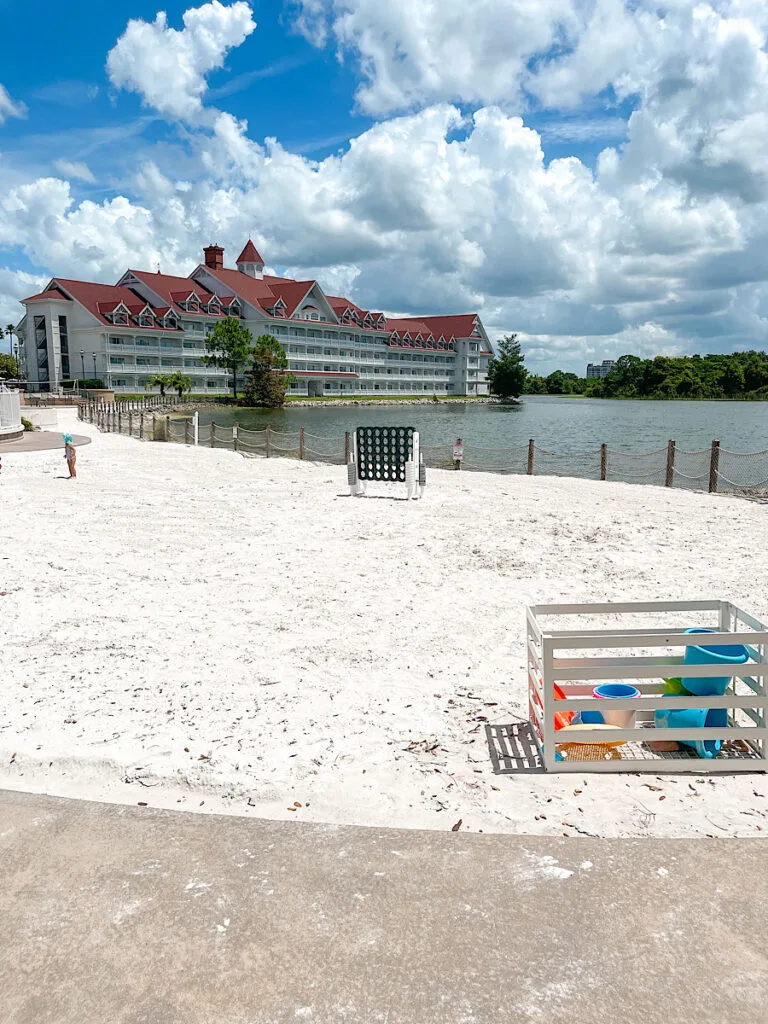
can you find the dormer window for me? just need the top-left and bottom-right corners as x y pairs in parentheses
(139, 313), (154, 327)
(206, 296), (221, 314)
(163, 312), (178, 329)
(186, 296), (199, 312)
(229, 300), (241, 316)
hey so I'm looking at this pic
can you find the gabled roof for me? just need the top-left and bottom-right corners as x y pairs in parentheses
(126, 270), (218, 316)
(22, 285), (71, 302)
(263, 277), (316, 317)
(236, 240), (264, 264)
(46, 279), (182, 332)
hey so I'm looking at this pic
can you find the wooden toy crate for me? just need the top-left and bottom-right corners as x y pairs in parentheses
(526, 600), (768, 773)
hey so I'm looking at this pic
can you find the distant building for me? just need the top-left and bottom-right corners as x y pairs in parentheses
(17, 242), (492, 397)
(586, 360), (615, 379)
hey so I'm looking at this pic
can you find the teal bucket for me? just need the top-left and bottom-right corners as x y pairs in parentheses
(683, 628), (748, 696)
(654, 706), (728, 758)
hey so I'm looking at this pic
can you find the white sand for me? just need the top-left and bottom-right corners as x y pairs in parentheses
(2, 413), (767, 837)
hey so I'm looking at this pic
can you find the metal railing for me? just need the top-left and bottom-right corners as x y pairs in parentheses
(76, 404), (768, 497)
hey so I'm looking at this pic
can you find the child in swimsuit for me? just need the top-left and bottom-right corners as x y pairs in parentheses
(63, 433), (76, 478)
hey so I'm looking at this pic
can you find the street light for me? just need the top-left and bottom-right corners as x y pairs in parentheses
(79, 349), (85, 389)
(91, 352), (97, 381)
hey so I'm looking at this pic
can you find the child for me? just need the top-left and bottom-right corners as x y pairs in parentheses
(63, 433), (77, 478)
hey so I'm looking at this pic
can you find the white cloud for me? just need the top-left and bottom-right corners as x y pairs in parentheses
(106, 1), (256, 120)
(3, 2), (768, 373)
(293, 0), (580, 115)
(54, 159), (96, 183)
(0, 268), (47, 339)
(0, 84), (27, 124)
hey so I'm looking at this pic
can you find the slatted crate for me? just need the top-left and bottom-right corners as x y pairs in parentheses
(527, 600), (768, 773)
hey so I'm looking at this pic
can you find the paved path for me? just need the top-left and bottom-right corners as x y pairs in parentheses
(1, 791), (766, 1024)
(0, 430), (91, 453)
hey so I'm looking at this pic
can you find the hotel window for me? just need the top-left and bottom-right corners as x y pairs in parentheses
(207, 380), (218, 388)
(110, 357), (125, 365)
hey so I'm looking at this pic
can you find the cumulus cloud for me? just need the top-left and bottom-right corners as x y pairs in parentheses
(292, 0), (579, 115)
(4, 1), (768, 372)
(106, 1), (256, 120)
(0, 84), (27, 124)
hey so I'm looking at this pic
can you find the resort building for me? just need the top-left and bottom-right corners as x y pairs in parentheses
(17, 243), (493, 397)
(586, 360), (616, 379)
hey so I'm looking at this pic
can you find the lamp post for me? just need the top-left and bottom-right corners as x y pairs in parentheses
(91, 352), (97, 382)
(79, 349), (85, 389)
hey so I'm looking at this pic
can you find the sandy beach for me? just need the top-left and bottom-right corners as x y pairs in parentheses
(1, 413), (767, 838)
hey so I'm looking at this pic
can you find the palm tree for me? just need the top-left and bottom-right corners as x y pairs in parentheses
(5, 324), (14, 357)
(168, 371), (193, 400)
(145, 373), (172, 397)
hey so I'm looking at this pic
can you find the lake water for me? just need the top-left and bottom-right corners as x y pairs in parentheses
(194, 397), (768, 454)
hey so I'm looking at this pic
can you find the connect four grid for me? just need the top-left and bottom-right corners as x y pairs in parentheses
(356, 427), (415, 482)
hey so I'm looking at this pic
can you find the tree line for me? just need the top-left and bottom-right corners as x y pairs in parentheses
(488, 339), (768, 401)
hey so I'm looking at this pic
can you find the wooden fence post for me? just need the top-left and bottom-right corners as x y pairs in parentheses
(165, 415), (170, 443)
(140, 413), (144, 440)
(128, 411), (133, 437)
(709, 439), (720, 493)
(210, 421), (216, 449)
(665, 440), (676, 487)
(344, 431), (351, 464)
(299, 426), (305, 460)
(118, 408), (122, 434)
(527, 438), (535, 476)
(600, 443), (607, 481)
(233, 424), (239, 452)
(185, 419), (191, 445)
(266, 426), (272, 457)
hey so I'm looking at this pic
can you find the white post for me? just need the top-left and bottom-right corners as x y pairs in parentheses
(193, 410), (199, 447)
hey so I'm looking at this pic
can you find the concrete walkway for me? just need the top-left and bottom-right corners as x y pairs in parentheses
(0, 430), (91, 453)
(1, 791), (766, 1024)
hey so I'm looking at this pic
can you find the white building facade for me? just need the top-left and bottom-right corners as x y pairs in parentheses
(18, 243), (493, 397)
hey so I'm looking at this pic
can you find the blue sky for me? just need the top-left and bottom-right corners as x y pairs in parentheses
(1, 2), (767, 372)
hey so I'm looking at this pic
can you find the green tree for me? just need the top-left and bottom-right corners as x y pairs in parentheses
(487, 334), (527, 399)
(145, 373), (173, 397)
(0, 352), (21, 379)
(242, 334), (292, 408)
(5, 324), (15, 356)
(203, 316), (253, 399)
(523, 374), (547, 395)
(168, 371), (193, 399)
(602, 354), (646, 397)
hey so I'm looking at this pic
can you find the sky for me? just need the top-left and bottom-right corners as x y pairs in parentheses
(1, 0), (768, 373)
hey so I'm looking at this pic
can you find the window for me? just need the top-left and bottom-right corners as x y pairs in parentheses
(324, 365), (331, 372)
(109, 336), (124, 346)
(110, 357), (125, 366)
(139, 314), (154, 327)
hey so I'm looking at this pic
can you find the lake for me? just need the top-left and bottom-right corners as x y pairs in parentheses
(193, 397), (768, 454)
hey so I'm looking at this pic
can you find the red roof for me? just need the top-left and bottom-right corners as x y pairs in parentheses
(47, 279), (182, 332)
(263, 277), (315, 317)
(22, 286), (72, 302)
(127, 270), (217, 315)
(236, 240), (264, 265)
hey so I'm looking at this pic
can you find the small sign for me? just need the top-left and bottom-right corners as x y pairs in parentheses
(453, 439), (464, 461)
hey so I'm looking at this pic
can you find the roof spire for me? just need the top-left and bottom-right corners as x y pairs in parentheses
(236, 239), (264, 279)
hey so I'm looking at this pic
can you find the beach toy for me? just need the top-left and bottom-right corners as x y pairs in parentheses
(556, 723), (624, 761)
(683, 628), (748, 696)
(592, 683), (640, 728)
(654, 706), (728, 758)
(663, 677), (691, 696)
(533, 681), (574, 730)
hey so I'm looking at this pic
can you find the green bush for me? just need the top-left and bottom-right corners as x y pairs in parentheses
(21, 417), (35, 431)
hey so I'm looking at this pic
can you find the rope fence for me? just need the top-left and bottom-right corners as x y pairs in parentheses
(77, 402), (768, 497)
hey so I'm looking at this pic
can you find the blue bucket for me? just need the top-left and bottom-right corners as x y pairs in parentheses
(654, 705), (728, 758)
(683, 628), (748, 696)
